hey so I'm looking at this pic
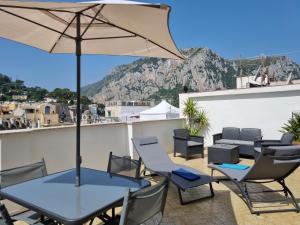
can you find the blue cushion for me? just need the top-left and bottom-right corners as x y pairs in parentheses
(172, 168), (200, 181)
(219, 163), (249, 170)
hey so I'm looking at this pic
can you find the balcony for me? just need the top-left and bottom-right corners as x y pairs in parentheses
(0, 118), (299, 225)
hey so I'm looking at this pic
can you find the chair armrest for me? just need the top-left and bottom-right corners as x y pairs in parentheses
(254, 136), (263, 141)
(173, 136), (188, 141)
(261, 139), (281, 143)
(262, 142), (290, 147)
(189, 135), (204, 143)
(254, 139), (281, 147)
(213, 133), (222, 144)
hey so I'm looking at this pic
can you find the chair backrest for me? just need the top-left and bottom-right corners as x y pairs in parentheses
(0, 159), (47, 189)
(132, 137), (177, 173)
(222, 127), (240, 140)
(0, 203), (13, 225)
(240, 128), (261, 141)
(107, 152), (141, 179)
(119, 177), (169, 225)
(244, 145), (300, 181)
(173, 129), (189, 139)
(281, 133), (294, 144)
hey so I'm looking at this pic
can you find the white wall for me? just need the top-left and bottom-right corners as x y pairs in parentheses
(0, 123), (129, 173)
(180, 84), (300, 145)
(0, 119), (185, 172)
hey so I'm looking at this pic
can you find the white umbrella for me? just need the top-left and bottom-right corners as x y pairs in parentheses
(0, 0), (183, 186)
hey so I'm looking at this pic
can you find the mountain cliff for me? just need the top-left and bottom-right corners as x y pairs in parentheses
(81, 48), (300, 105)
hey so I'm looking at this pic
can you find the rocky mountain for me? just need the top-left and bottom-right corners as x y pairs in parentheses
(81, 48), (300, 106)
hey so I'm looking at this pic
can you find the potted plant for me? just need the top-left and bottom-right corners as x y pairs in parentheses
(183, 99), (209, 135)
(281, 114), (300, 144)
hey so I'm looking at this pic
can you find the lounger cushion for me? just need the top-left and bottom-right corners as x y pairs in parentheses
(187, 141), (203, 147)
(209, 163), (250, 182)
(240, 128), (261, 141)
(139, 136), (158, 146)
(222, 127), (240, 140)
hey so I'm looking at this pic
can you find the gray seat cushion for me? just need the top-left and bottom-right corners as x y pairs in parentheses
(240, 128), (261, 141)
(187, 140), (203, 147)
(216, 139), (254, 146)
(215, 139), (236, 145)
(232, 140), (254, 146)
(222, 127), (240, 140)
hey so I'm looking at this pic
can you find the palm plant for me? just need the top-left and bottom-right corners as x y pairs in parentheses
(195, 109), (209, 134)
(182, 99), (197, 128)
(183, 99), (209, 135)
(281, 114), (300, 141)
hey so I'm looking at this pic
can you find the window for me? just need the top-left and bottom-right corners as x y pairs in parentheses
(45, 106), (50, 114)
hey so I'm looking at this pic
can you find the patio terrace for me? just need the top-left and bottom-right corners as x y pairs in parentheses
(159, 154), (300, 225)
(1, 119), (300, 225)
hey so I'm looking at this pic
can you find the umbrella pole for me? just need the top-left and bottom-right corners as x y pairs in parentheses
(75, 12), (81, 187)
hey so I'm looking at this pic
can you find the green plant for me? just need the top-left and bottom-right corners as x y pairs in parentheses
(280, 115), (300, 142)
(182, 99), (197, 128)
(195, 110), (209, 134)
(183, 99), (209, 135)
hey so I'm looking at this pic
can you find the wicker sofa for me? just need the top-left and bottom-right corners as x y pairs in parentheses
(213, 127), (262, 157)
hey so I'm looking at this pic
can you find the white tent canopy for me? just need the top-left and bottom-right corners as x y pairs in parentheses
(140, 100), (180, 120)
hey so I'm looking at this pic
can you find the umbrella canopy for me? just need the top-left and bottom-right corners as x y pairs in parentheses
(0, 0), (184, 186)
(0, 0), (183, 59)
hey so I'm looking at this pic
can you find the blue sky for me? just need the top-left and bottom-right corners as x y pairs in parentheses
(0, 0), (299, 91)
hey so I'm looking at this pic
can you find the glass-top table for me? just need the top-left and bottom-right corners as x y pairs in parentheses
(0, 167), (150, 225)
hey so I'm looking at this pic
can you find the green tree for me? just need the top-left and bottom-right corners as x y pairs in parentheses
(49, 88), (76, 104)
(80, 96), (93, 110)
(27, 87), (48, 102)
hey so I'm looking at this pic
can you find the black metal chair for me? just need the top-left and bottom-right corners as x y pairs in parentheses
(0, 203), (54, 225)
(0, 203), (13, 225)
(90, 152), (142, 224)
(104, 177), (169, 225)
(173, 129), (204, 160)
(0, 159), (47, 225)
(107, 152), (141, 179)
